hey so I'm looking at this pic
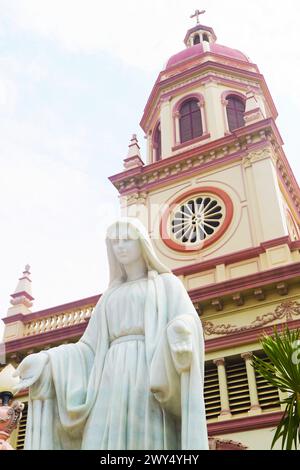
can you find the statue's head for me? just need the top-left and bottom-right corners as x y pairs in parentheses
(108, 221), (143, 267)
(105, 217), (170, 287)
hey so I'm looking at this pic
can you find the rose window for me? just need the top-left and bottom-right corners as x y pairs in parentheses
(160, 188), (233, 252)
(171, 196), (223, 243)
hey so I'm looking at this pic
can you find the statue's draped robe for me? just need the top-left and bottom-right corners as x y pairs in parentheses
(25, 273), (208, 450)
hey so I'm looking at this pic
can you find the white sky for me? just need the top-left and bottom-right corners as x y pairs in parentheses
(1, 0), (300, 339)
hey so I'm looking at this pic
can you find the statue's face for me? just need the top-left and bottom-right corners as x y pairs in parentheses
(110, 224), (143, 266)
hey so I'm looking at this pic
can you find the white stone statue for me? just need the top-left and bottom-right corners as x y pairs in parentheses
(13, 218), (208, 450)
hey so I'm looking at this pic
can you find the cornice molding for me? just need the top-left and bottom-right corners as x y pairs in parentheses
(3, 322), (87, 353)
(207, 411), (283, 436)
(173, 236), (300, 277)
(110, 120), (272, 192)
(110, 120), (300, 217)
(189, 262), (300, 303)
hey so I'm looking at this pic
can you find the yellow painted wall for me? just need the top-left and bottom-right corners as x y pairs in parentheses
(217, 427), (286, 450)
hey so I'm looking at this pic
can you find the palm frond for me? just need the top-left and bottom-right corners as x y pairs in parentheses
(253, 326), (300, 450)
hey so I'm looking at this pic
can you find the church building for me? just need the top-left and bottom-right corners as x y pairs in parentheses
(2, 14), (300, 450)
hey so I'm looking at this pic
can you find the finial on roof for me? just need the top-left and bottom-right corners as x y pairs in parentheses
(243, 89), (266, 125)
(123, 134), (144, 170)
(127, 134), (141, 159)
(6, 265), (34, 317)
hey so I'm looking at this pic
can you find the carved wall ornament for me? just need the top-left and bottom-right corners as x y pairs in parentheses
(124, 192), (148, 207)
(241, 352), (253, 361)
(203, 300), (300, 336)
(243, 147), (274, 168)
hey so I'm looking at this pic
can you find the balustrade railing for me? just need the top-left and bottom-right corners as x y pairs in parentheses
(23, 306), (94, 337)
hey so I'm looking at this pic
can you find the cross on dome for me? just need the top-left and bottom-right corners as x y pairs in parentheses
(184, 10), (217, 48)
(190, 9), (206, 24)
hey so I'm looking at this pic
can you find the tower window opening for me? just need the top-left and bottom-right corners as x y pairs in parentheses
(193, 34), (200, 45)
(226, 95), (245, 132)
(153, 124), (161, 161)
(179, 98), (203, 143)
(203, 33), (209, 42)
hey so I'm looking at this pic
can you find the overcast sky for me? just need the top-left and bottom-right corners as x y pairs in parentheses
(1, 0), (300, 338)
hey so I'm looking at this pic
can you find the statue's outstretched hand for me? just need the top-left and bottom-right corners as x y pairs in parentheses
(167, 319), (193, 374)
(12, 352), (49, 393)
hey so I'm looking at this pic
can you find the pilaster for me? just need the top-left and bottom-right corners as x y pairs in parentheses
(160, 98), (172, 158)
(204, 81), (225, 140)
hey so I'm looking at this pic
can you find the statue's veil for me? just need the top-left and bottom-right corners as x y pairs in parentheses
(105, 217), (171, 287)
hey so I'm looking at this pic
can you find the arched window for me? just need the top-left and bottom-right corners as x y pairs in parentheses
(193, 34), (200, 45)
(179, 98), (203, 143)
(226, 95), (245, 131)
(203, 33), (209, 42)
(153, 124), (161, 161)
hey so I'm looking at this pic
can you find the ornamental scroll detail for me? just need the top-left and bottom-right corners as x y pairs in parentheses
(203, 300), (300, 336)
(242, 147), (275, 169)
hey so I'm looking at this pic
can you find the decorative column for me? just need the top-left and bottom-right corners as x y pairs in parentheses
(213, 357), (232, 420)
(173, 111), (181, 145)
(160, 97), (172, 158)
(197, 98), (207, 134)
(221, 97), (229, 134)
(241, 352), (262, 415)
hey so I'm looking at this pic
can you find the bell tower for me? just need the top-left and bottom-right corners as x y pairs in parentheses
(109, 16), (300, 287)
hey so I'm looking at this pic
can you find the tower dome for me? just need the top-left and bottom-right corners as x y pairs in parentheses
(166, 24), (250, 70)
(166, 43), (250, 69)
(139, 11), (280, 168)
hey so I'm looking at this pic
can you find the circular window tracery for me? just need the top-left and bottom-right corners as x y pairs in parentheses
(171, 196), (223, 244)
(160, 187), (233, 252)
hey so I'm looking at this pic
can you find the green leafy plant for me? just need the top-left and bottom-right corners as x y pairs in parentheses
(252, 326), (300, 450)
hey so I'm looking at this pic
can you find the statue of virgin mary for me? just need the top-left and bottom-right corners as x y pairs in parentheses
(13, 217), (208, 450)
